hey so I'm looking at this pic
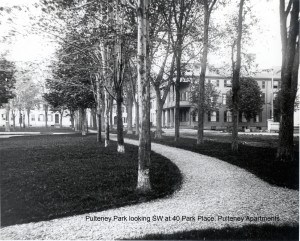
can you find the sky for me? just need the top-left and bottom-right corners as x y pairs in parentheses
(0, 0), (283, 73)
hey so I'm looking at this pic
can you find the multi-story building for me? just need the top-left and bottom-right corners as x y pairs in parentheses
(162, 70), (281, 131)
(0, 104), (72, 128)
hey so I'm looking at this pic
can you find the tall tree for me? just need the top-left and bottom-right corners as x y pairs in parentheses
(162, 0), (197, 141)
(277, 0), (299, 162)
(226, 77), (263, 125)
(231, 0), (245, 152)
(197, 0), (217, 144)
(136, 0), (151, 192)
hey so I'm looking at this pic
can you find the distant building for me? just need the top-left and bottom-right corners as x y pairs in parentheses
(0, 104), (72, 128)
(161, 71), (281, 131)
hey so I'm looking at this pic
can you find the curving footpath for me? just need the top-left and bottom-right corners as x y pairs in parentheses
(1, 138), (298, 240)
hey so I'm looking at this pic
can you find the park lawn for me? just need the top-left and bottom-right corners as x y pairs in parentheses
(124, 132), (299, 190)
(138, 224), (299, 240)
(0, 134), (182, 227)
(0, 126), (76, 133)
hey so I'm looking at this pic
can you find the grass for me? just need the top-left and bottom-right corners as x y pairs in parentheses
(123, 132), (299, 190)
(137, 224), (299, 240)
(0, 126), (76, 133)
(0, 134), (182, 227)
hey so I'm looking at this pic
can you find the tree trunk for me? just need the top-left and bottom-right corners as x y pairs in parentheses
(155, 96), (163, 139)
(5, 104), (10, 132)
(127, 94), (133, 134)
(109, 97), (113, 130)
(96, 76), (102, 143)
(231, 0), (245, 152)
(277, 0), (299, 162)
(22, 111), (25, 128)
(81, 108), (87, 136)
(44, 104), (48, 128)
(116, 88), (125, 153)
(174, 51), (181, 142)
(12, 110), (15, 130)
(27, 109), (30, 127)
(197, 3), (209, 145)
(105, 90), (110, 147)
(137, 0), (151, 193)
(91, 108), (97, 129)
(19, 109), (22, 128)
(135, 99), (140, 135)
(70, 109), (75, 129)
(60, 109), (63, 128)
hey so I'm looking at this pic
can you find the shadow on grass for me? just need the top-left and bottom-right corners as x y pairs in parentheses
(122, 132), (299, 190)
(1, 134), (182, 227)
(137, 224), (299, 240)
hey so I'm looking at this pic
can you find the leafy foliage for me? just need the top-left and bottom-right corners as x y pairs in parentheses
(226, 77), (263, 121)
(190, 81), (220, 113)
(0, 58), (16, 107)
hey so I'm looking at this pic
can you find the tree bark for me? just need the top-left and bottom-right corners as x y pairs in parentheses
(137, 0), (151, 193)
(109, 97), (113, 130)
(22, 111), (25, 128)
(231, 0), (245, 152)
(105, 90), (110, 147)
(12, 109), (15, 130)
(60, 109), (63, 128)
(81, 108), (87, 135)
(96, 76), (102, 143)
(155, 99), (163, 139)
(70, 109), (75, 129)
(116, 88), (124, 153)
(197, 1), (213, 145)
(135, 99), (140, 135)
(27, 109), (30, 127)
(44, 104), (48, 128)
(91, 108), (97, 129)
(277, 0), (299, 162)
(5, 104), (10, 132)
(127, 93), (133, 134)
(174, 51), (181, 142)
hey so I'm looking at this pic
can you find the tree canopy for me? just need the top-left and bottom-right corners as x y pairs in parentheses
(0, 58), (16, 107)
(226, 77), (263, 121)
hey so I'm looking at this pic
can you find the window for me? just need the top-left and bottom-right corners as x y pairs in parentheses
(31, 114), (35, 121)
(273, 81), (278, 89)
(262, 81), (265, 89)
(222, 94), (227, 105)
(186, 92), (189, 101)
(208, 111), (219, 122)
(224, 111), (232, 122)
(216, 79), (219, 87)
(122, 107), (125, 113)
(224, 80), (227, 87)
(207, 79), (211, 84)
(38, 114), (44, 122)
(1, 114), (5, 120)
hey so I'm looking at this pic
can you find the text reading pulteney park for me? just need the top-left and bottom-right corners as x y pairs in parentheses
(85, 215), (280, 223)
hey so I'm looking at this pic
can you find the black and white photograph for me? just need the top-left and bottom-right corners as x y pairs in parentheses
(0, 0), (299, 240)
